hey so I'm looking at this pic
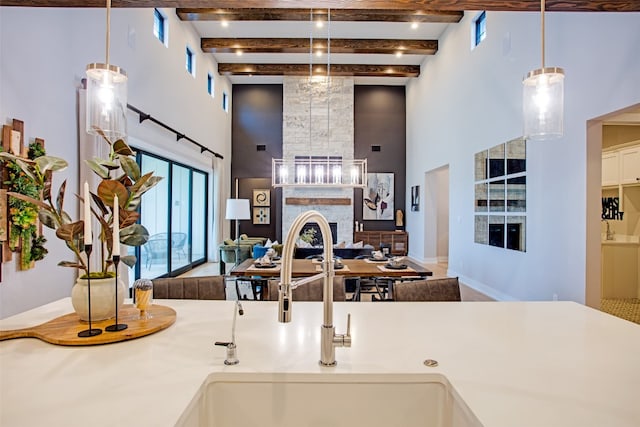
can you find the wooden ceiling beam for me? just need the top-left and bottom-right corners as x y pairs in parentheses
(4, 1), (640, 13)
(202, 38), (437, 55)
(218, 63), (420, 77)
(178, 8), (463, 23)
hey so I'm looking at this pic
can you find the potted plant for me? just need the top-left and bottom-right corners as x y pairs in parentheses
(1, 130), (162, 319)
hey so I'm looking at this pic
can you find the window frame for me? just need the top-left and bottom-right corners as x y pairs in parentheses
(222, 91), (229, 112)
(130, 148), (210, 282)
(153, 8), (167, 46)
(473, 11), (487, 48)
(186, 45), (195, 77)
(207, 73), (214, 97)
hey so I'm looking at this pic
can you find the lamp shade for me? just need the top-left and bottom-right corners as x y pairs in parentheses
(523, 68), (564, 140)
(86, 63), (128, 140)
(225, 199), (250, 220)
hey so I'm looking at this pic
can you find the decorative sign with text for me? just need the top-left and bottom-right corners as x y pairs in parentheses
(602, 197), (624, 220)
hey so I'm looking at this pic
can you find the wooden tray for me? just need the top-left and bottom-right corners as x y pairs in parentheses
(0, 304), (176, 346)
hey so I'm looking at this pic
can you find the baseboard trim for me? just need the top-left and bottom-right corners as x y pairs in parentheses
(446, 269), (517, 301)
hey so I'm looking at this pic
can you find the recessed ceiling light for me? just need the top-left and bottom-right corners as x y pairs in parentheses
(396, 51), (403, 58)
(221, 20), (229, 28)
(316, 20), (324, 28)
(411, 22), (419, 30)
(236, 50), (243, 56)
(316, 50), (323, 57)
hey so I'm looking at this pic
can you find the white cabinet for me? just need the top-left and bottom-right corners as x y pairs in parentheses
(619, 146), (640, 185)
(602, 151), (619, 187)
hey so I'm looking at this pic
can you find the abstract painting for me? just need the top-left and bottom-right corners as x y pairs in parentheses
(363, 173), (394, 220)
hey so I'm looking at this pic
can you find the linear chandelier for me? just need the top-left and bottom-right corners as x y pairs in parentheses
(86, 0), (128, 140)
(522, 0), (565, 140)
(272, 9), (367, 188)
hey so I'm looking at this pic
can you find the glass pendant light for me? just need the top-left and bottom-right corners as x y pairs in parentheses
(522, 0), (564, 140)
(86, 0), (128, 140)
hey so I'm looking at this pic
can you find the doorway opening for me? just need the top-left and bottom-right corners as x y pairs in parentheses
(424, 165), (450, 266)
(586, 103), (640, 324)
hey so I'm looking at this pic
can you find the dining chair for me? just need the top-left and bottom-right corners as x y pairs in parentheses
(393, 277), (461, 302)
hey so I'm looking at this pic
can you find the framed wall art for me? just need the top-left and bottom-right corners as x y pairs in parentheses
(363, 173), (394, 220)
(253, 207), (270, 225)
(411, 185), (420, 211)
(253, 189), (270, 207)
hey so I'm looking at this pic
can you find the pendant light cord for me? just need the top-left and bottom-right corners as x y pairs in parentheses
(327, 8), (331, 151)
(105, 0), (111, 66)
(541, 0), (545, 69)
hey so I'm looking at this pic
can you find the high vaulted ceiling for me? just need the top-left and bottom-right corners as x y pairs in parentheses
(5, 1), (640, 84)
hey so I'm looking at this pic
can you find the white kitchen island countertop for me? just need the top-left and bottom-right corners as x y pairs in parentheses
(1, 299), (639, 427)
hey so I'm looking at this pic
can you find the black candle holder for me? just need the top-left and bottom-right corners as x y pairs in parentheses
(105, 255), (128, 332)
(77, 244), (102, 338)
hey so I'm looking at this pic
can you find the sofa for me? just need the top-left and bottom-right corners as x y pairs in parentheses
(152, 276), (226, 300)
(219, 234), (267, 274)
(294, 246), (374, 259)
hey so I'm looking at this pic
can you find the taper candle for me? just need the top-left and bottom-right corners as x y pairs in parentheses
(112, 194), (120, 256)
(83, 182), (92, 245)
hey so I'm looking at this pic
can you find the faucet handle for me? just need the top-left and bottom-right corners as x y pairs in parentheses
(346, 313), (351, 337)
(340, 313), (352, 348)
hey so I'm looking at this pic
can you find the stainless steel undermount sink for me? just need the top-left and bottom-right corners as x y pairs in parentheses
(178, 372), (483, 427)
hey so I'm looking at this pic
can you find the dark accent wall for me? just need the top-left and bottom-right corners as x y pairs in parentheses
(231, 85), (283, 240)
(231, 84), (406, 240)
(354, 85), (406, 231)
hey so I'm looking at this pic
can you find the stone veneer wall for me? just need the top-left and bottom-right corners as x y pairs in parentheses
(282, 76), (355, 244)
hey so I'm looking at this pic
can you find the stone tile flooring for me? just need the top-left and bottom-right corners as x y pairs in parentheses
(601, 298), (640, 325)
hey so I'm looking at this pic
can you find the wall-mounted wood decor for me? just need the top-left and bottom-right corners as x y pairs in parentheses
(0, 118), (49, 277)
(285, 197), (351, 206)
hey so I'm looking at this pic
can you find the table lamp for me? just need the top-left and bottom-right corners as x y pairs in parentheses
(225, 199), (250, 266)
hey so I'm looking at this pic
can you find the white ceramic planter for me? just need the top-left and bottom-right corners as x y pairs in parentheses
(71, 277), (126, 321)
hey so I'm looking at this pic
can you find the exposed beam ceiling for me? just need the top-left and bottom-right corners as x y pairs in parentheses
(4, 1), (640, 12)
(178, 8), (463, 23)
(218, 63), (421, 77)
(202, 38), (437, 55)
(7, 0), (638, 82)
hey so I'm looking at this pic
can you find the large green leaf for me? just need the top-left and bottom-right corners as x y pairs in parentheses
(58, 261), (84, 269)
(55, 220), (84, 243)
(38, 209), (59, 229)
(134, 176), (163, 198)
(113, 139), (135, 156)
(56, 179), (66, 215)
(128, 172), (152, 197)
(120, 255), (137, 268)
(60, 211), (73, 225)
(97, 180), (128, 206)
(14, 158), (37, 181)
(42, 171), (53, 201)
(98, 158), (120, 170)
(119, 156), (140, 181)
(34, 156), (67, 174)
(85, 158), (110, 179)
(90, 191), (108, 217)
(119, 223), (149, 246)
(119, 209), (140, 229)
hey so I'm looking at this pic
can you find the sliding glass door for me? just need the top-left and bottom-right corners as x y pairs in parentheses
(129, 150), (209, 283)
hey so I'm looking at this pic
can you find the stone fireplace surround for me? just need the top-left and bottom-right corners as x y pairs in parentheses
(281, 76), (355, 244)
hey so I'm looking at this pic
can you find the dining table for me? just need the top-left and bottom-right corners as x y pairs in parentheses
(229, 257), (433, 300)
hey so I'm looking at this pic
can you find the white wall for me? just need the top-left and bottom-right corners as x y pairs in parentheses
(0, 7), (232, 318)
(406, 11), (640, 302)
